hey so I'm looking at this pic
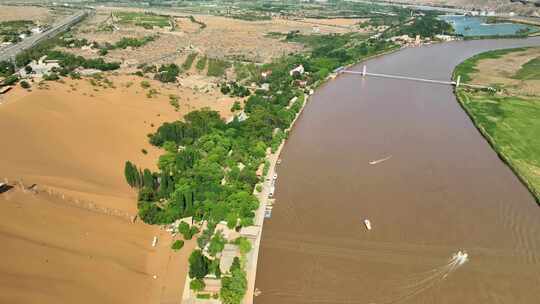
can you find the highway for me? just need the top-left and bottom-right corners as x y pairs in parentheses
(0, 11), (87, 63)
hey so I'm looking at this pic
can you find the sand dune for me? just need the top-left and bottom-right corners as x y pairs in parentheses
(0, 75), (231, 303)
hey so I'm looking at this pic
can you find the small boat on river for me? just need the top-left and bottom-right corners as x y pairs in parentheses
(369, 155), (392, 165)
(364, 219), (372, 231)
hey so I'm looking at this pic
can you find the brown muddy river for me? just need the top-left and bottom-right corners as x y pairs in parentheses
(255, 38), (540, 304)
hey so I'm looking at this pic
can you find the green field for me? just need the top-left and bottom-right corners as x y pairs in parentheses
(455, 49), (540, 202)
(116, 12), (170, 29)
(207, 58), (231, 77)
(195, 56), (207, 71)
(182, 53), (198, 70)
(513, 56), (540, 80)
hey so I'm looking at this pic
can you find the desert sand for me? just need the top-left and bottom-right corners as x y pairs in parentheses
(0, 75), (235, 304)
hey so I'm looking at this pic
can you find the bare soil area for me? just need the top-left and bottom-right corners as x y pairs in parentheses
(0, 188), (158, 304)
(471, 47), (540, 96)
(0, 5), (52, 23)
(67, 8), (362, 65)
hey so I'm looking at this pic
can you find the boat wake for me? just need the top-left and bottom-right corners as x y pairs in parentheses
(369, 155), (392, 165)
(380, 251), (469, 304)
(258, 251), (469, 304)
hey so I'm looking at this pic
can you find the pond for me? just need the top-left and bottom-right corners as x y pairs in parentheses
(439, 15), (540, 37)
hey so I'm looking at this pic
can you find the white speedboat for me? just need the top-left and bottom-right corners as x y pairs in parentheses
(369, 155), (392, 165)
(364, 219), (372, 230)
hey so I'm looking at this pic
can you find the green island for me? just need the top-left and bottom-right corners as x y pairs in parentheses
(454, 47), (540, 202)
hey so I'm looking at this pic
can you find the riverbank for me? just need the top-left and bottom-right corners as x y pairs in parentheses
(453, 47), (540, 203)
(247, 91), (311, 303)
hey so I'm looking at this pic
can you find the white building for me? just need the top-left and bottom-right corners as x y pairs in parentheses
(31, 27), (43, 34)
(20, 56), (60, 78)
(260, 83), (270, 91)
(289, 65), (305, 77)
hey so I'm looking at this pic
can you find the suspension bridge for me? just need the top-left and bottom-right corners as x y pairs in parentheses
(341, 65), (492, 90)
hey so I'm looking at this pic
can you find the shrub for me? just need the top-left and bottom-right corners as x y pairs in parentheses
(2, 74), (18, 85)
(155, 64), (180, 83)
(255, 184), (262, 192)
(43, 73), (59, 81)
(171, 239), (184, 251)
(196, 293), (211, 299)
(69, 71), (81, 79)
(234, 237), (252, 255)
(169, 94), (180, 110)
(190, 278), (206, 291)
(20, 80), (30, 89)
(230, 101), (242, 112)
(140, 80), (151, 89)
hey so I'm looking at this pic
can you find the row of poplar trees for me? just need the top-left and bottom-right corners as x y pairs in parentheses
(124, 161), (155, 189)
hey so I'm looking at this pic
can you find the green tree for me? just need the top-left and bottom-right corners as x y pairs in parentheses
(20, 80), (30, 89)
(220, 257), (247, 304)
(171, 239), (184, 251)
(208, 230), (226, 257)
(124, 161), (141, 188)
(189, 249), (209, 279)
(234, 237), (252, 255)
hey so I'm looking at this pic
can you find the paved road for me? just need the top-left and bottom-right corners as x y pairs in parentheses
(0, 11), (87, 63)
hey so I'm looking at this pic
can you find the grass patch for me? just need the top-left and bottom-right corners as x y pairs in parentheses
(196, 293), (211, 299)
(116, 12), (170, 29)
(182, 53), (197, 70)
(455, 47), (540, 202)
(207, 58), (231, 77)
(233, 62), (259, 82)
(513, 56), (540, 80)
(457, 90), (540, 201)
(196, 56), (207, 71)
